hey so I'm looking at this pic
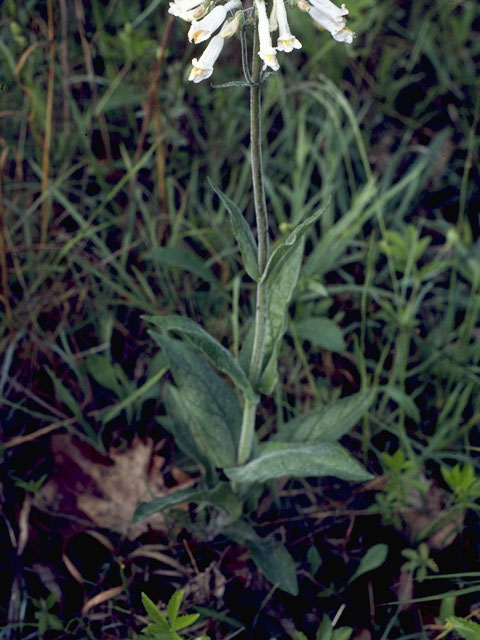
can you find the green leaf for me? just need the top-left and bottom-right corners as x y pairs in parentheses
(85, 354), (122, 395)
(45, 366), (101, 448)
(226, 522), (298, 595)
(261, 207), (325, 284)
(384, 386), (420, 423)
(167, 589), (184, 625)
(332, 628), (353, 640)
(132, 482), (242, 524)
(141, 625), (178, 639)
(291, 632), (309, 640)
(249, 209), (325, 395)
(141, 593), (169, 628)
(225, 442), (373, 485)
(143, 315), (258, 402)
(152, 334), (240, 467)
(316, 615), (333, 640)
(446, 616), (480, 640)
(292, 317), (346, 352)
(258, 238), (304, 394)
(348, 543), (388, 584)
(274, 390), (376, 444)
(171, 613), (200, 631)
(163, 387), (217, 484)
(100, 366), (167, 424)
(208, 179), (259, 281)
(146, 246), (219, 287)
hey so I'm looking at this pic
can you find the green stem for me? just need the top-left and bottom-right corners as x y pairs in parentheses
(237, 28), (269, 466)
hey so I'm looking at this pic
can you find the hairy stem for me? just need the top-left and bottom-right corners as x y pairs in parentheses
(237, 28), (269, 466)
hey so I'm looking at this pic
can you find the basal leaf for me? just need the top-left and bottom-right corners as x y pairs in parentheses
(225, 442), (373, 485)
(151, 334), (240, 467)
(163, 387), (217, 485)
(132, 482), (242, 524)
(247, 535), (298, 596)
(225, 522), (298, 595)
(275, 390), (376, 444)
(208, 179), (259, 281)
(143, 315), (258, 402)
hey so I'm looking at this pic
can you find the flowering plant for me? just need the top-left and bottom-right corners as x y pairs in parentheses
(134, 0), (372, 596)
(168, 0), (354, 82)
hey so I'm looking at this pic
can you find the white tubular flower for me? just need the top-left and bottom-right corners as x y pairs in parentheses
(168, 0), (204, 22)
(255, 0), (280, 71)
(332, 26), (354, 42)
(274, 0), (302, 52)
(220, 11), (242, 38)
(188, 34), (225, 82)
(188, 0), (240, 43)
(307, 0), (353, 39)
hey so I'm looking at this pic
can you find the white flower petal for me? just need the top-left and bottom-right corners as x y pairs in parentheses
(275, 0), (302, 52)
(332, 26), (354, 42)
(308, 5), (346, 35)
(188, 0), (240, 43)
(188, 34), (225, 82)
(255, 0), (280, 71)
(168, 0), (204, 21)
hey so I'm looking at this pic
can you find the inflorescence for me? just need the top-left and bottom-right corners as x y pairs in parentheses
(168, 0), (355, 83)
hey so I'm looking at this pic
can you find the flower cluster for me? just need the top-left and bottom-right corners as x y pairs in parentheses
(168, 0), (354, 82)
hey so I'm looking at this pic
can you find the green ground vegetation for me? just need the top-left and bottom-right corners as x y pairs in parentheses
(1, 0), (480, 638)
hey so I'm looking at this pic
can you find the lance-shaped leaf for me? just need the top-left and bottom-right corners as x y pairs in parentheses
(260, 207), (325, 284)
(274, 390), (376, 444)
(257, 240), (304, 394)
(225, 442), (373, 485)
(152, 333), (240, 468)
(348, 543), (388, 584)
(133, 482), (243, 524)
(209, 179), (259, 281)
(225, 521), (298, 595)
(163, 387), (217, 485)
(255, 209), (325, 394)
(143, 315), (258, 402)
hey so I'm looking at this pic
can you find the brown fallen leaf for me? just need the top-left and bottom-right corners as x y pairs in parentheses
(36, 434), (169, 539)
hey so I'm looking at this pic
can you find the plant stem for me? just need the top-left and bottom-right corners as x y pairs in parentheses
(237, 28), (269, 466)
